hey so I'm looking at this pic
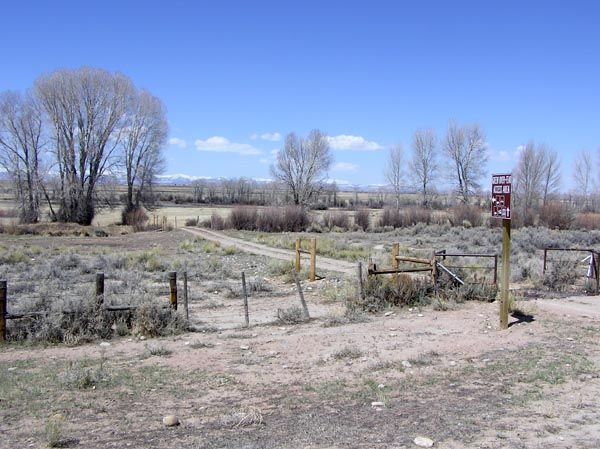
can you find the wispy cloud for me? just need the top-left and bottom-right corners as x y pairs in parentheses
(327, 135), (383, 151)
(250, 132), (281, 142)
(333, 162), (359, 172)
(168, 137), (187, 148)
(194, 136), (262, 156)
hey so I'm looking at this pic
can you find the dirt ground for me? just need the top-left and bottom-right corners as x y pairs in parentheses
(1, 230), (599, 449)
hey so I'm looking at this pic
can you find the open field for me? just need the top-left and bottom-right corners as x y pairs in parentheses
(1, 224), (600, 448)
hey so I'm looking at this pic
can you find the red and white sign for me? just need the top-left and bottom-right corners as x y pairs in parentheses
(491, 173), (511, 219)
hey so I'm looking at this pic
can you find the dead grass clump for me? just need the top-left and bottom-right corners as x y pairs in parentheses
(185, 217), (199, 226)
(210, 212), (227, 230)
(332, 346), (364, 360)
(539, 202), (574, 230)
(219, 406), (263, 428)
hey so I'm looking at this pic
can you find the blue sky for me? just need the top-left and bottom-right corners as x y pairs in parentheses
(1, 0), (599, 189)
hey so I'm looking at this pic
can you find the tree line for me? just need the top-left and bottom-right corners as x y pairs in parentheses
(0, 67), (167, 225)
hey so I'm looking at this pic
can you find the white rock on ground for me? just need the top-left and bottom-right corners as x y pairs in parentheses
(414, 436), (434, 447)
(162, 415), (180, 427)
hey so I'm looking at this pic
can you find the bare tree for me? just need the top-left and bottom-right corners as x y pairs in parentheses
(541, 147), (561, 205)
(271, 129), (332, 205)
(35, 67), (133, 225)
(514, 142), (547, 224)
(384, 144), (403, 208)
(443, 121), (488, 203)
(573, 150), (593, 210)
(409, 129), (437, 206)
(120, 90), (167, 223)
(0, 91), (44, 223)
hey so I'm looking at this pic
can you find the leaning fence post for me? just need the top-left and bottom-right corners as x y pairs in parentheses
(241, 272), (250, 327)
(183, 271), (189, 320)
(0, 280), (6, 342)
(294, 272), (310, 320)
(391, 243), (399, 283)
(295, 238), (301, 273)
(168, 271), (178, 310)
(95, 272), (105, 307)
(309, 238), (316, 282)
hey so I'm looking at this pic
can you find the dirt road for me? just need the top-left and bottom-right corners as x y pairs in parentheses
(182, 227), (356, 276)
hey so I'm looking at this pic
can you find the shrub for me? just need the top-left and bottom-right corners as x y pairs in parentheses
(379, 207), (402, 228)
(353, 275), (432, 312)
(185, 217), (199, 226)
(256, 206), (310, 232)
(276, 306), (307, 324)
(539, 202), (574, 230)
(403, 207), (432, 226)
(542, 259), (577, 291)
(354, 207), (370, 231)
(210, 212), (226, 230)
(451, 204), (483, 227)
(323, 211), (350, 230)
(228, 206), (258, 230)
(132, 302), (189, 337)
(121, 207), (149, 231)
(573, 213), (600, 230)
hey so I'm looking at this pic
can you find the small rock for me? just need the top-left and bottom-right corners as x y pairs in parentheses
(414, 436), (434, 447)
(7, 367), (17, 372)
(449, 361), (456, 366)
(162, 415), (180, 427)
(402, 360), (412, 368)
(417, 313), (424, 317)
(184, 341), (190, 346)
(240, 345), (250, 350)
(378, 384), (385, 389)
(99, 342), (111, 347)
(384, 311), (393, 317)
(371, 401), (385, 408)
(140, 336), (146, 341)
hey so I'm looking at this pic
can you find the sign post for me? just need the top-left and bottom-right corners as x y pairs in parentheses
(492, 174), (512, 330)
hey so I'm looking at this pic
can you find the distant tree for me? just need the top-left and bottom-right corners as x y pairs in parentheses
(514, 142), (547, 224)
(573, 150), (593, 210)
(271, 129), (332, 205)
(443, 121), (488, 203)
(120, 90), (167, 223)
(409, 129), (437, 206)
(384, 144), (403, 208)
(35, 67), (133, 225)
(0, 91), (44, 223)
(541, 148), (561, 205)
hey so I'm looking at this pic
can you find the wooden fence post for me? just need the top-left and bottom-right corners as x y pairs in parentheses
(294, 272), (310, 320)
(357, 262), (365, 301)
(391, 243), (399, 283)
(309, 238), (316, 282)
(0, 280), (6, 342)
(241, 272), (250, 327)
(95, 272), (105, 307)
(295, 238), (301, 273)
(168, 272), (178, 310)
(183, 271), (189, 320)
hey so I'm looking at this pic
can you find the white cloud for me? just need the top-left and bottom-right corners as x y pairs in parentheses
(327, 135), (383, 151)
(333, 162), (359, 172)
(194, 136), (262, 156)
(168, 137), (187, 148)
(251, 132), (281, 142)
